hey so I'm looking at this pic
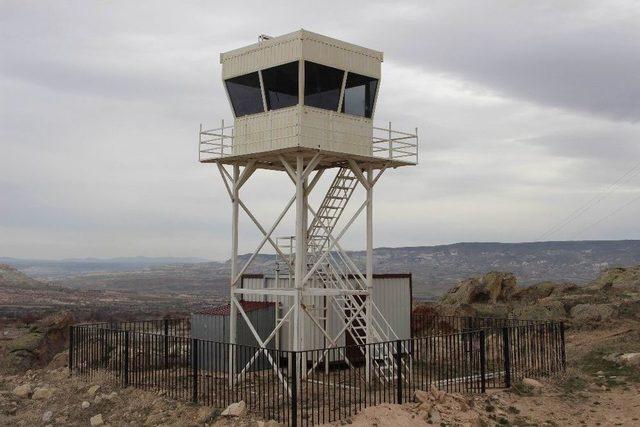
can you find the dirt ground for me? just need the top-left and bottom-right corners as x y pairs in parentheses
(325, 324), (640, 427)
(0, 366), (269, 426)
(2, 322), (640, 426)
(330, 384), (640, 426)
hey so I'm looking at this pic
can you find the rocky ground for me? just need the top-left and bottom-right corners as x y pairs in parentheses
(0, 365), (265, 426)
(1, 265), (640, 426)
(1, 320), (638, 426)
(421, 265), (640, 328)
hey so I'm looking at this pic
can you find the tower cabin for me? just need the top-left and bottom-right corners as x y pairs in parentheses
(200, 29), (417, 168)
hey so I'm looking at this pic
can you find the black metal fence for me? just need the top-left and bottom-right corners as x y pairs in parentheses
(69, 316), (565, 426)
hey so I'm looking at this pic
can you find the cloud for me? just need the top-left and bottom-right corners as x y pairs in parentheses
(1, 1), (639, 259)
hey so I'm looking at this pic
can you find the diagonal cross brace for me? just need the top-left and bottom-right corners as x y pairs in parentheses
(235, 304), (295, 381)
(232, 298), (291, 395)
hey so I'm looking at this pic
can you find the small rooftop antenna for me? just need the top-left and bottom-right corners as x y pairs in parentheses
(258, 34), (272, 42)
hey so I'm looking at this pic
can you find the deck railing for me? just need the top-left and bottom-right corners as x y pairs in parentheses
(198, 120), (419, 164)
(70, 315), (564, 427)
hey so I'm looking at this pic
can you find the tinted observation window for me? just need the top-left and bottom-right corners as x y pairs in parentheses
(261, 61), (299, 110)
(342, 72), (378, 118)
(225, 72), (264, 117)
(304, 61), (344, 111)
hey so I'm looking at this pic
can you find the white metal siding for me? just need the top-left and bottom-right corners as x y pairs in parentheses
(371, 276), (411, 341)
(221, 30), (382, 79)
(238, 274), (411, 357)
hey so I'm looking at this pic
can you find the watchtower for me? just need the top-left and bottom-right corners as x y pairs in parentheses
(199, 30), (418, 383)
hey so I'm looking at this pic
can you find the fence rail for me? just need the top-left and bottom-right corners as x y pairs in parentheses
(70, 315), (564, 426)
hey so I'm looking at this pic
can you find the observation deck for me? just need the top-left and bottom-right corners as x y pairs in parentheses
(198, 118), (418, 171)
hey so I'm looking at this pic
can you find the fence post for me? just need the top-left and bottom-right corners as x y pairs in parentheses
(559, 321), (566, 370)
(502, 327), (511, 388)
(291, 352), (298, 427)
(396, 339), (403, 404)
(164, 319), (169, 368)
(479, 330), (486, 393)
(68, 326), (74, 375)
(124, 331), (130, 387)
(192, 338), (198, 403)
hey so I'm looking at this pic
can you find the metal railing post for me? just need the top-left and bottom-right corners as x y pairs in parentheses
(68, 326), (74, 375)
(220, 119), (225, 157)
(502, 327), (511, 388)
(192, 338), (198, 403)
(479, 330), (486, 393)
(395, 339), (403, 404)
(124, 331), (130, 387)
(560, 321), (566, 370)
(100, 328), (106, 368)
(164, 319), (169, 368)
(291, 352), (298, 427)
(388, 121), (393, 159)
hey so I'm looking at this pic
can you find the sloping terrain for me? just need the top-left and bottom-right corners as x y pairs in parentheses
(0, 264), (222, 324)
(9, 240), (639, 300)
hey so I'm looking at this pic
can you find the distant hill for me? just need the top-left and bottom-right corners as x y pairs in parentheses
(0, 264), (49, 290)
(4, 240), (640, 300)
(352, 240), (640, 299)
(0, 256), (210, 280)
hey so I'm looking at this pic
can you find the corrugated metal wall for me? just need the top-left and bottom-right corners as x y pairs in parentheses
(191, 306), (276, 372)
(371, 275), (412, 341)
(239, 274), (411, 359)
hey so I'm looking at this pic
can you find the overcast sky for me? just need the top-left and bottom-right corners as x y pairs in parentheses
(1, 0), (639, 260)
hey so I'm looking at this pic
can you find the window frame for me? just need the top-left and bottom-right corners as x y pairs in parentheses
(303, 60), (346, 113)
(339, 71), (380, 119)
(224, 71), (266, 118)
(260, 60), (300, 112)
(223, 61), (380, 120)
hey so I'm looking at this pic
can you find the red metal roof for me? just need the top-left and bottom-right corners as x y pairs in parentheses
(197, 300), (275, 316)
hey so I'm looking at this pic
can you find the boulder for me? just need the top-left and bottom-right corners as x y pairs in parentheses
(48, 350), (69, 369)
(619, 353), (640, 368)
(551, 282), (579, 296)
(221, 401), (247, 417)
(144, 412), (165, 426)
(428, 407), (442, 424)
(2, 311), (74, 373)
(32, 387), (54, 400)
(570, 304), (618, 323)
(512, 300), (566, 321)
(81, 401), (90, 409)
(198, 407), (222, 423)
(88, 385), (100, 396)
(592, 266), (640, 292)
(90, 414), (104, 426)
(514, 282), (577, 302)
(42, 410), (53, 423)
(434, 303), (478, 318)
(483, 271), (517, 302)
(441, 278), (487, 305)
(522, 378), (543, 394)
(440, 272), (517, 305)
(414, 389), (430, 404)
(513, 282), (556, 302)
(12, 384), (32, 398)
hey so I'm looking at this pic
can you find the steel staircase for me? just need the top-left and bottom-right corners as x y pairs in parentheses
(306, 167), (410, 383)
(307, 167), (359, 256)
